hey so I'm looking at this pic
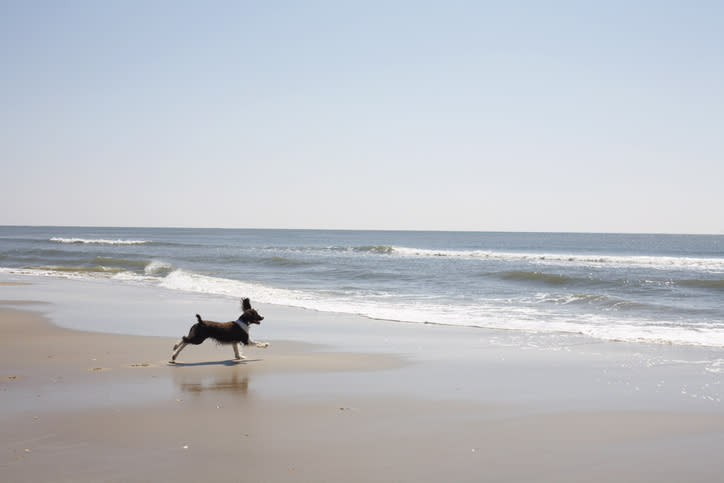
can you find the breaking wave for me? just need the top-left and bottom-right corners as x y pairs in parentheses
(144, 260), (174, 275)
(26, 265), (128, 274)
(50, 237), (151, 245)
(387, 246), (724, 271)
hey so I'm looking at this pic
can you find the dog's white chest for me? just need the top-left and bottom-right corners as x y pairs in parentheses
(233, 318), (249, 334)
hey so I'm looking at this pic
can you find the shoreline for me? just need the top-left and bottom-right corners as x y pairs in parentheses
(2, 267), (723, 353)
(2, 278), (724, 481)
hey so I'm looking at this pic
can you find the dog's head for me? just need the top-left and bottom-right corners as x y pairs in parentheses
(240, 298), (264, 325)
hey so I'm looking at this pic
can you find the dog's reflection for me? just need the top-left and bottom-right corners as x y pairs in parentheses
(174, 370), (250, 396)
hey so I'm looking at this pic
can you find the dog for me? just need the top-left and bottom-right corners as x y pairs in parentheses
(170, 298), (269, 362)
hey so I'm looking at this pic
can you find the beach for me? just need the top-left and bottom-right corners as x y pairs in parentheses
(2, 277), (724, 482)
(3, 0), (724, 477)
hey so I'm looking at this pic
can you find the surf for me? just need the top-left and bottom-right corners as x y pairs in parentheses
(50, 237), (150, 245)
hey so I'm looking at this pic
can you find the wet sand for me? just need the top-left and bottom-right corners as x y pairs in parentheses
(2, 284), (724, 482)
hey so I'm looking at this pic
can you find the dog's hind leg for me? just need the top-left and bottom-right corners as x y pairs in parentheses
(232, 343), (246, 360)
(171, 341), (188, 362)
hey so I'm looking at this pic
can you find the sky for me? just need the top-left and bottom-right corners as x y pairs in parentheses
(1, 1), (723, 233)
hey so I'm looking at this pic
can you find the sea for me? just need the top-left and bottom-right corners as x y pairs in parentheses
(1, 226), (723, 348)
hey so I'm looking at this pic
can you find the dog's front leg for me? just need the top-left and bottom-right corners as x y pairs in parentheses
(232, 343), (245, 360)
(171, 341), (188, 362)
(251, 340), (270, 348)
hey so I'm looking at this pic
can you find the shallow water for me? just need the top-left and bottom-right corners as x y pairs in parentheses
(2, 274), (723, 412)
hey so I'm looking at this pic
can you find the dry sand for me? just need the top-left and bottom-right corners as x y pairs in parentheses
(2, 287), (724, 482)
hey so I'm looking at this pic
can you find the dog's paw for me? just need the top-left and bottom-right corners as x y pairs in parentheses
(257, 342), (270, 348)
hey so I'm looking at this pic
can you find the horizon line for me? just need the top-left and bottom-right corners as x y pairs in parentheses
(1, 224), (722, 237)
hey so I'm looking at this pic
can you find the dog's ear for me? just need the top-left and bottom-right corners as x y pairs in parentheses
(241, 298), (252, 311)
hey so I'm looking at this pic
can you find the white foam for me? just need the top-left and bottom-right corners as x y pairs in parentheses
(144, 260), (173, 275)
(0, 266), (105, 280)
(110, 272), (157, 283)
(158, 269), (300, 304)
(389, 246), (724, 272)
(705, 360), (724, 374)
(50, 237), (150, 245)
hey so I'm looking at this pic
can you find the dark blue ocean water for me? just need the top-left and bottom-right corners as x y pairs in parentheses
(1, 226), (723, 347)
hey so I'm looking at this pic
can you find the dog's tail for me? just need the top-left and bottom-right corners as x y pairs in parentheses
(182, 314), (205, 343)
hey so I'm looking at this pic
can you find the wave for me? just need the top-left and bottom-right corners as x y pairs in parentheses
(494, 270), (724, 293)
(0, 267), (105, 280)
(261, 256), (320, 268)
(678, 279), (724, 292)
(534, 292), (660, 312)
(1, 258), (174, 279)
(34, 256), (174, 276)
(158, 269), (291, 301)
(92, 256), (149, 270)
(353, 245), (396, 254)
(302, 245), (397, 255)
(50, 237), (151, 245)
(385, 246), (724, 271)
(25, 265), (128, 275)
(144, 260), (175, 275)
(501, 271), (587, 286)
(280, 243), (724, 272)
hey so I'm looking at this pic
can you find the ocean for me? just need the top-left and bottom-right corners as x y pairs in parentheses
(1, 226), (723, 348)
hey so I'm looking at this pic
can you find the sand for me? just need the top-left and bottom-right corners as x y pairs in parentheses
(2, 282), (724, 482)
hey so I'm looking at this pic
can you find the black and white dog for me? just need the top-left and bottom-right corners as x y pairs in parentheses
(170, 298), (269, 362)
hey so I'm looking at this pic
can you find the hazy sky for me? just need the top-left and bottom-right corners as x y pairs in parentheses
(2, 1), (723, 233)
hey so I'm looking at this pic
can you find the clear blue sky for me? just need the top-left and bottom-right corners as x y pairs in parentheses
(2, 1), (723, 233)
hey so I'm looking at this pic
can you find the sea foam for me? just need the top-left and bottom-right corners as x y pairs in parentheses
(50, 237), (150, 245)
(389, 246), (724, 271)
(144, 260), (174, 275)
